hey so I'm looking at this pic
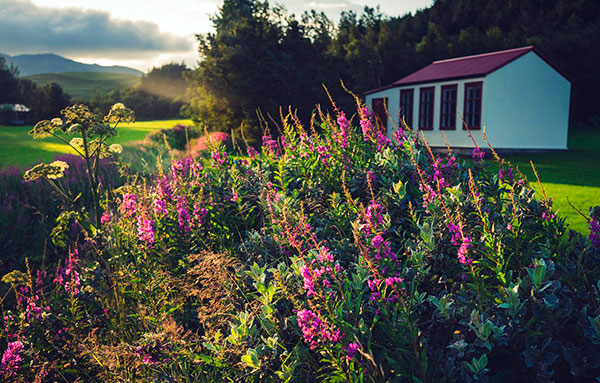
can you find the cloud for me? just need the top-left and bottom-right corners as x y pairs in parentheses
(0, 0), (193, 58)
(304, 2), (351, 10)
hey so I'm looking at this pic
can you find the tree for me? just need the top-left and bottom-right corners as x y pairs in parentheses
(0, 56), (20, 104)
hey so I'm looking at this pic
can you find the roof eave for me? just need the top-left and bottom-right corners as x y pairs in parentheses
(363, 84), (396, 96)
(393, 73), (488, 87)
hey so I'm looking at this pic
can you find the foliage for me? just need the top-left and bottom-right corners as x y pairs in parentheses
(2, 98), (599, 382)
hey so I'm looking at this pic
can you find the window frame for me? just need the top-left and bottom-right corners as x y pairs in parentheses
(418, 86), (435, 130)
(399, 88), (414, 129)
(440, 84), (458, 130)
(463, 81), (483, 130)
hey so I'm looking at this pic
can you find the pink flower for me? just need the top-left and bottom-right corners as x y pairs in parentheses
(371, 234), (383, 249)
(153, 199), (167, 216)
(121, 193), (137, 217)
(211, 149), (227, 166)
(346, 342), (360, 360)
(137, 217), (156, 248)
(54, 249), (81, 294)
(1, 341), (24, 377)
(101, 210), (111, 224)
(296, 309), (341, 350)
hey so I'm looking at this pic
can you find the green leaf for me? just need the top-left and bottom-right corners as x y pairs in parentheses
(241, 349), (261, 369)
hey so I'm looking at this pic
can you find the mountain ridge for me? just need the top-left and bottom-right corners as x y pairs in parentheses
(0, 53), (143, 77)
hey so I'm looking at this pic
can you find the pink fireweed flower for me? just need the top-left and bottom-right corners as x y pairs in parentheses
(101, 210), (111, 224)
(346, 342), (360, 361)
(472, 147), (485, 163)
(365, 201), (384, 232)
(177, 197), (191, 232)
(315, 145), (331, 166)
(1, 341), (24, 378)
(193, 203), (208, 227)
(336, 112), (350, 149)
(247, 146), (259, 159)
(385, 276), (403, 287)
(296, 309), (341, 350)
(54, 249), (81, 294)
(230, 188), (239, 202)
(542, 212), (555, 222)
(393, 126), (407, 143)
(300, 265), (316, 297)
(153, 199), (167, 216)
(121, 193), (137, 217)
(157, 176), (173, 201)
(317, 246), (334, 263)
(137, 217), (156, 248)
(262, 135), (278, 155)
(419, 182), (437, 211)
(448, 223), (473, 265)
(211, 149), (228, 166)
(371, 234), (384, 249)
(366, 170), (376, 185)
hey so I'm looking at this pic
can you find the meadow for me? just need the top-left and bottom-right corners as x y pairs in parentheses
(0, 119), (191, 168)
(24, 72), (140, 100)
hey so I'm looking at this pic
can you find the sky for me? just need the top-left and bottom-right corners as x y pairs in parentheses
(0, 0), (433, 72)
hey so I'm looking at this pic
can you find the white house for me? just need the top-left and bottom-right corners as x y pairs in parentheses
(365, 46), (571, 150)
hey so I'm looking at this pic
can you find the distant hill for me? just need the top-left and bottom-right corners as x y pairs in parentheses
(24, 72), (141, 100)
(0, 53), (143, 77)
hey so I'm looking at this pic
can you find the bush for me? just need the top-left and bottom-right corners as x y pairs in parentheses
(1, 99), (599, 382)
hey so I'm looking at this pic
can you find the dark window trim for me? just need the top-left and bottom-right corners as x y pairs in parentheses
(463, 81), (483, 130)
(440, 84), (458, 130)
(399, 88), (414, 129)
(418, 86), (435, 130)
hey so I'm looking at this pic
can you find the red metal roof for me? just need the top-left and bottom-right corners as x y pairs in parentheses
(393, 46), (534, 86)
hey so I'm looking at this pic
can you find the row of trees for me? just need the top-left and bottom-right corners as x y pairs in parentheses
(184, 0), (600, 139)
(0, 56), (71, 122)
(89, 63), (189, 120)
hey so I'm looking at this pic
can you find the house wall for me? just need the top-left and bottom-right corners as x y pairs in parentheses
(365, 51), (571, 150)
(484, 51), (570, 149)
(366, 77), (487, 148)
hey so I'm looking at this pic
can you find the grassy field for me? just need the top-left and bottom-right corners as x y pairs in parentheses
(24, 72), (140, 100)
(0, 119), (191, 168)
(502, 129), (600, 234)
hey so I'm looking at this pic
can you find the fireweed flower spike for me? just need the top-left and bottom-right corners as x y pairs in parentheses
(1, 341), (24, 378)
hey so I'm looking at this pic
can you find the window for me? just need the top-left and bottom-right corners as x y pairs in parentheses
(418, 87), (434, 130)
(371, 98), (388, 129)
(399, 89), (414, 129)
(463, 82), (482, 130)
(440, 85), (457, 130)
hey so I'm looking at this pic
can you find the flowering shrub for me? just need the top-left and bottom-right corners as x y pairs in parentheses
(1, 98), (599, 382)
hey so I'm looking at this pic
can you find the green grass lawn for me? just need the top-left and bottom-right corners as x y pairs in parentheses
(24, 72), (140, 100)
(502, 129), (600, 234)
(0, 119), (191, 168)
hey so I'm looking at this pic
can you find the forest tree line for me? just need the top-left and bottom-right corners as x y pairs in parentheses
(185, 0), (600, 141)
